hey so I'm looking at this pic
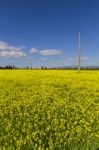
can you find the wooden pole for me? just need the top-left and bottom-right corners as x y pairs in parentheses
(78, 32), (81, 70)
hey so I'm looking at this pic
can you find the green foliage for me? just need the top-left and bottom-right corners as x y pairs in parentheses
(0, 70), (99, 150)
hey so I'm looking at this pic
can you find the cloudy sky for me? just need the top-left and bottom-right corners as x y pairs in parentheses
(0, 0), (99, 67)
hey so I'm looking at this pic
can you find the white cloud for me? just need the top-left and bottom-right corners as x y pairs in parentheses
(0, 41), (22, 51)
(41, 57), (47, 61)
(68, 56), (93, 62)
(81, 56), (99, 61)
(30, 48), (64, 56)
(0, 50), (26, 58)
(81, 56), (89, 60)
(39, 49), (64, 56)
(68, 57), (76, 62)
(0, 41), (27, 58)
(67, 56), (99, 66)
(30, 48), (38, 53)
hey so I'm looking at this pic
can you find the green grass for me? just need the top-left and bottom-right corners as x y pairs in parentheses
(0, 70), (99, 150)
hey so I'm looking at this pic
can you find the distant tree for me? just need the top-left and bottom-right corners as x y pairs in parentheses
(44, 67), (47, 69)
(13, 65), (15, 69)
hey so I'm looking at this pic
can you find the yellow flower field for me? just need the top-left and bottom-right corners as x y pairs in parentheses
(0, 70), (99, 150)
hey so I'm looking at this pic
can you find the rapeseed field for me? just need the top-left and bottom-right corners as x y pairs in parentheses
(0, 70), (99, 150)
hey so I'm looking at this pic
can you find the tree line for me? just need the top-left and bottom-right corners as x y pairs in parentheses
(0, 65), (16, 69)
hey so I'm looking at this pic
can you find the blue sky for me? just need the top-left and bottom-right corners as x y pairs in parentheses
(0, 0), (99, 67)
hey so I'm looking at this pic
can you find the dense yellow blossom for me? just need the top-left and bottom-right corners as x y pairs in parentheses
(0, 70), (99, 149)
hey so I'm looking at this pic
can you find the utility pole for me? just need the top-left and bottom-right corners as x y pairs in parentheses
(30, 59), (32, 69)
(29, 58), (37, 69)
(78, 32), (81, 70)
